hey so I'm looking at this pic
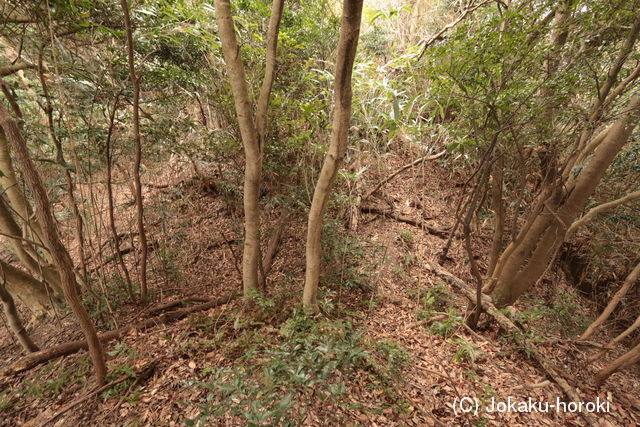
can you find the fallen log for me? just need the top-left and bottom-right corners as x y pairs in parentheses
(360, 205), (448, 237)
(1, 292), (238, 377)
(426, 261), (599, 427)
(144, 296), (214, 316)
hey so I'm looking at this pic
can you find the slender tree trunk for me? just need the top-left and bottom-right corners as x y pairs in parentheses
(104, 94), (134, 300)
(214, 0), (284, 295)
(121, 0), (149, 302)
(215, 0), (262, 294)
(256, 0), (285, 290)
(0, 103), (107, 385)
(256, 0), (285, 150)
(0, 267), (39, 353)
(567, 190), (640, 237)
(580, 261), (640, 340)
(36, 55), (89, 289)
(608, 314), (640, 347)
(487, 156), (504, 277)
(463, 164), (491, 328)
(303, 0), (364, 313)
(595, 341), (640, 386)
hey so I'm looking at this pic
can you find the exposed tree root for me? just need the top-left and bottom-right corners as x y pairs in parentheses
(1, 292), (238, 377)
(426, 261), (599, 427)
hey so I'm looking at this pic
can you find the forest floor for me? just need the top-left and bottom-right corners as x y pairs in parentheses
(1, 149), (639, 426)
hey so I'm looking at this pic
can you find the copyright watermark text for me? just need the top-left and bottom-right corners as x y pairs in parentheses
(452, 396), (612, 416)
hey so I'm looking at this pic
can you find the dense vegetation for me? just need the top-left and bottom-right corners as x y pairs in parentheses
(0, 0), (638, 425)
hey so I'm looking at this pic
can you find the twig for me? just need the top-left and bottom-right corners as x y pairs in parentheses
(217, 229), (242, 280)
(512, 380), (551, 391)
(362, 150), (445, 201)
(426, 261), (599, 427)
(111, 360), (158, 416)
(359, 205), (448, 237)
(416, 0), (493, 61)
(2, 293), (237, 376)
(37, 375), (130, 426)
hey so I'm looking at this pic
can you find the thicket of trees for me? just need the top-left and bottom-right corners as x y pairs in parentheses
(0, 0), (638, 407)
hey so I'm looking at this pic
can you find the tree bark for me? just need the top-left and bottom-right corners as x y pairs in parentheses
(121, 0), (149, 302)
(487, 156), (504, 277)
(0, 195), (62, 294)
(0, 102), (107, 385)
(255, 0), (285, 150)
(462, 163), (491, 328)
(595, 341), (640, 386)
(36, 55), (89, 288)
(0, 266), (39, 353)
(104, 93), (134, 300)
(0, 259), (60, 317)
(214, 0), (284, 296)
(303, 0), (364, 313)
(567, 190), (640, 237)
(490, 94), (640, 307)
(0, 129), (46, 250)
(580, 261), (640, 340)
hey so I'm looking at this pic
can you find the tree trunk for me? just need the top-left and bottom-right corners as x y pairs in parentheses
(0, 102), (107, 385)
(214, 0), (284, 296)
(567, 190), (640, 237)
(490, 94), (640, 307)
(303, 0), (364, 313)
(0, 195), (62, 294)
(0, 129), (46, 253)
(121, 0), (149, 302)
(105, 93), (134, 300)
(595, 341), (640, 386)
(0, 259), (60, 317)
(36, 56), (89, 289)
(255, 0), (285, 150)
(580, 261), (640, 340)
(487, 157), (504, 277)
(0, 268), (39, 353)
(463, 163), (491, 328)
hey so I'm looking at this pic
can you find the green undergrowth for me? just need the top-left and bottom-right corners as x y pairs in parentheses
(515, 292), (593, 337)
(0, 357), (91, 415)
(185, 310), (410, 426)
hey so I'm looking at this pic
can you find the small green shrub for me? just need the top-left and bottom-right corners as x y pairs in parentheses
(186, 312), (407, 425)
(410, 283), (450, 319)
(451, 338), (480, 364)
(429, 307), (462, 338)
(517, 294), (592, 336)
(0, 391), (17, 411)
